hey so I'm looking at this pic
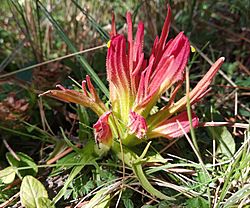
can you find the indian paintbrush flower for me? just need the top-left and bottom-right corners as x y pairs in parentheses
(40, 6), (224, 152)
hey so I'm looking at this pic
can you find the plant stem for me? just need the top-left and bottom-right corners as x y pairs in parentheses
(185, 67), (200, 155)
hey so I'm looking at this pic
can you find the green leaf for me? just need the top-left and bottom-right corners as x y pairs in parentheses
(46, 140), (67, 161)
(132, 163), (174, 201)
(50, 152), (79, 177)
(186, 197), (209, 208)
(123, 198), (134, 208)
(20, 175), (48, 208)
(196, 171), (210, 192)
(0, 126), (51, 143)
(6, 152), (38, 178)
(145, 151), (168, 164)
(26, 124), (37, 133)
(38, 197), (55, 208)
(208, 126), (235, 159)
(235, 76), (250, 87)
(112, 142), (175, 201)
(77, 105), (90, 141)
(60, 127), (81, 154)
(122, 189), (134, 208)
(0, 166), (16, 184)
(71, 0), (109, 41)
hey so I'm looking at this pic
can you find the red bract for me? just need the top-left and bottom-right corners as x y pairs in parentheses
(107, 7), (190, 118)
(128, 111), (147, 139)
(148, 111), (199, 139)
(93, 111), (112, 146)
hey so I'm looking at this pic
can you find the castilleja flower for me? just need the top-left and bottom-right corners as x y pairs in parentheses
(41, 6), (224, 150)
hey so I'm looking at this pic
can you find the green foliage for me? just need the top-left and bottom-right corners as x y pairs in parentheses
(37, 0), (109, 97)
(211, 126), (235, 159)
(50, 152), (79, 177)
(37, 198), (55, 208)
(223, 184), (250, 207)
(186, 197), (209, 208)
(84, 187), (111, 208)
(67, 175), (95, 199)
(122, 189), (134, 208)
(52, 141), (98, 204)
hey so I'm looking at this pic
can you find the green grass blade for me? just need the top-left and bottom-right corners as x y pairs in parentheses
(223, 184), (250, 207)
(9, 0), (38, 61)
(0, 125), (55, 144)
(71, 0), (109, 41)
(59, 127), (81, 154)
(37, 1), (109, 97)
(0, 40), (25, 72)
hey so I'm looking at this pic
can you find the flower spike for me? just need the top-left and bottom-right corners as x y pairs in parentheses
(42, 6), (225, 153)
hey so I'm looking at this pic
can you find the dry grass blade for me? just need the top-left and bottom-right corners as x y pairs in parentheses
(0, 45), (106, 79)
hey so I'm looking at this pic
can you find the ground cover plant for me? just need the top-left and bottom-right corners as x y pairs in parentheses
(0, 0), (249, 207)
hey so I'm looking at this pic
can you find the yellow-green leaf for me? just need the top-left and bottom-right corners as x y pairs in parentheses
(0, 166), (16, 184)
(20, 175), (48, 208)
(38, 197), (55, 208)
(83, 188), (110, 208)
(208, 126), (236, 159)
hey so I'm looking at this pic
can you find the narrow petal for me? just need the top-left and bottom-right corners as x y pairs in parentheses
(133, 56), (175, 114)
(86, 75), (98, 101)
(133, 21), (144, 63)
(106, 34), (132, 121)
(110, 12), (117, 37)
(172, 57), (225, 111)
(131, 21), (145, 95)
(189, 57), (225, 104)
(126, 12), (133, 73)
(150, 36), (159, 61)
(133, 33), (190, 115)
(131, 53), (144, 94)
(154, 5), (171, 60)
(161, 32), (190, 83)
(107, 35), (130, 91)
(148, 111), (199, 139)
(167, 78), (185, 108)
